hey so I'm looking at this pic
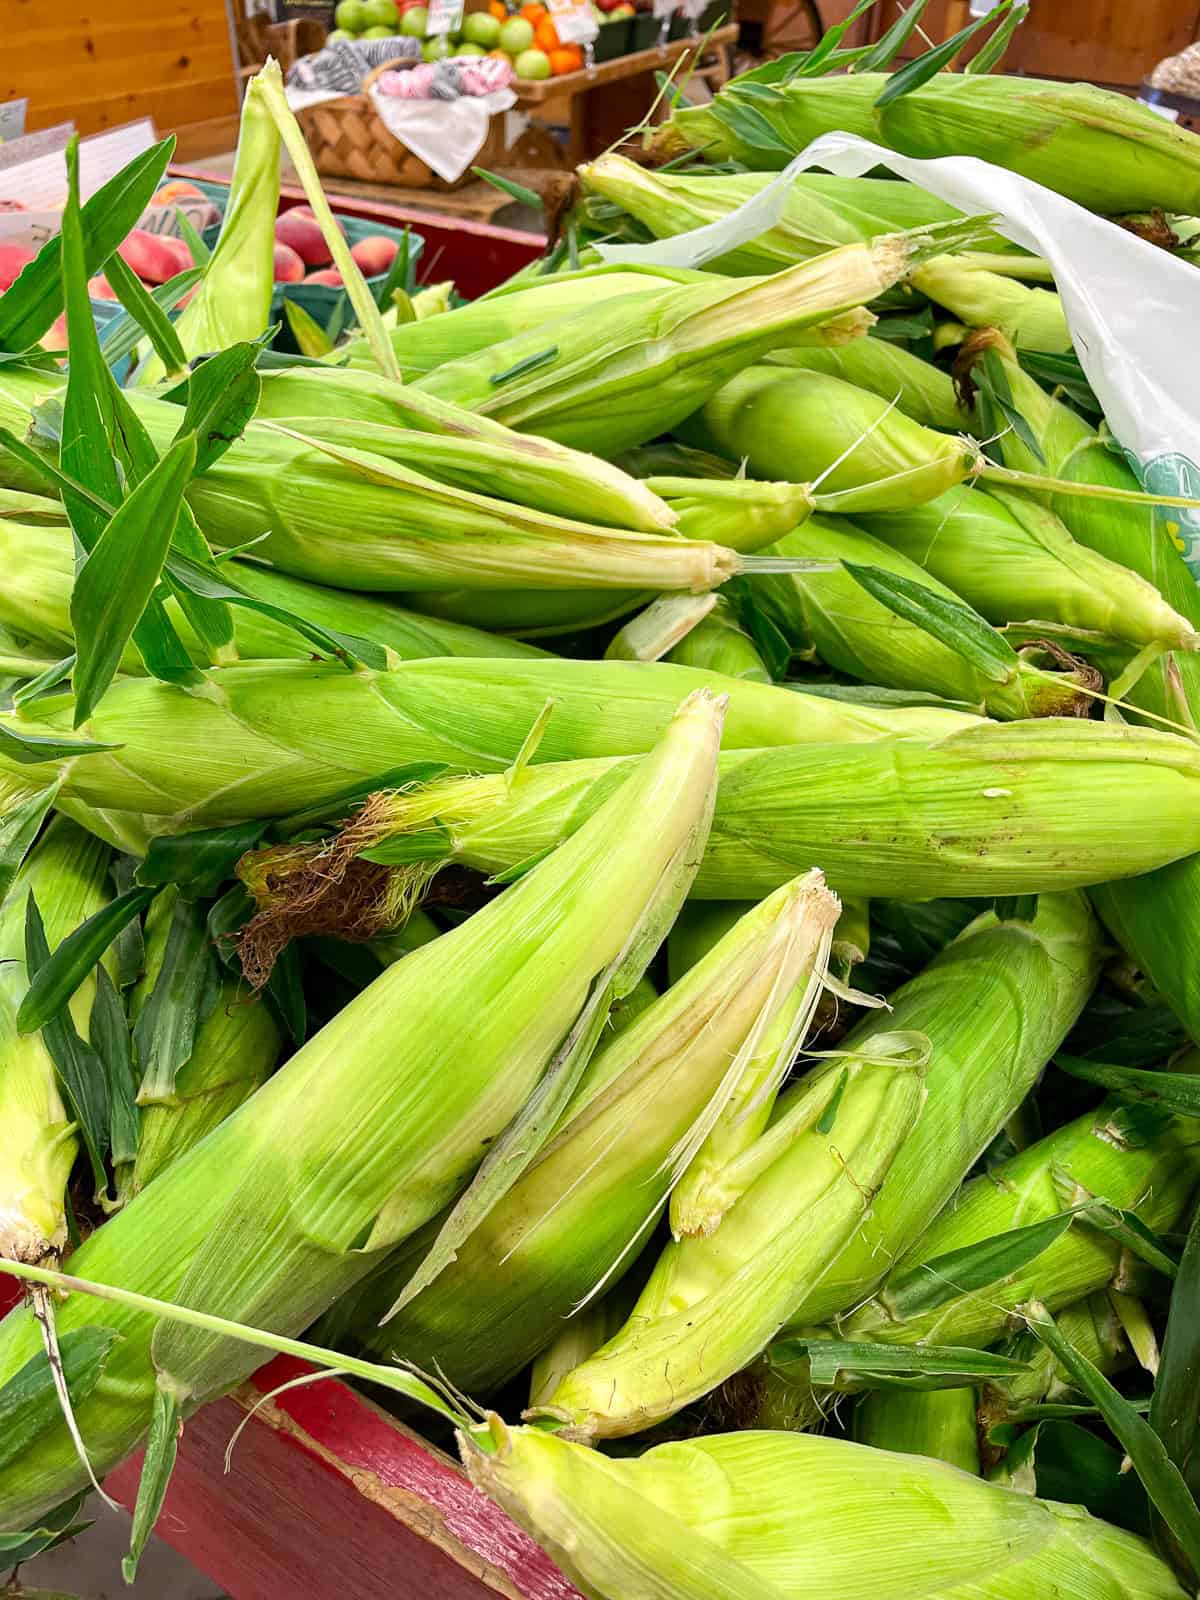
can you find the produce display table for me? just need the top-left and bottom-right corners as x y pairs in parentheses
(517, 25), (739, 162)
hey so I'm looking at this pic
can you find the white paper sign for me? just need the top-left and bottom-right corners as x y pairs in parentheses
(548, 0), (598, 45)
(427, 0), (465, 35)
(0, 100), (27, 143)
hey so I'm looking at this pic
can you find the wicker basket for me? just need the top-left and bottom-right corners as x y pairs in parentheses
(294, 57), (509, 192)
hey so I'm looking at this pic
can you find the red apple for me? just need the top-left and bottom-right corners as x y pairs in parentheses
(350, 234), (399, 277)
(274, 241), (306, 283)
(0, 243), (35, 292)
(304, 267), (344, 286)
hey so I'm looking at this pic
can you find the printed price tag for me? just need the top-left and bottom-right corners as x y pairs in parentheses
(0, 100), (27, 144)
(428, 0), (465, 35)
(547, 0), (599, 45)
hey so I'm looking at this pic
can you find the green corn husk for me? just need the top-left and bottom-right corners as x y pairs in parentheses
(969, 334), (1200, 1042)
(681, 364), (975, 512)
(414, 227), (981, 456)
(541, 896), (1097, 1437)
(0, 519), (547, 668)
(667, 598), (771, 682)
(909, 257), (1071, 354)
(654, 70), (1200, 216)
(0, 657), (979, 831)
(341, 263), (704, 373)
(983, 1291), (1130, 1424)
(528, 1291), (636, 1411)
(575, 157), (1012, 275)
(756, 513), (1098, 718)
(0, 690), (724, 1532)
(398, 473), (813, 641)
(778, 1096), (1200, 1415)
(243, 363), (677, 533)
(135, 67), (279, 385)
(856, 484), (1200, 654)
(664, 893), (864, 1239)
(116, 890), (284, 1204)
(538, 1029), (927, 1437)
(464, 1422), (1186, 1600)
(853, 1387), (981, 1475)
(770, 335), (973, 431)
(293, 719), (1200, 908)
(314, 872), (840, 1391)
(0, 819), (111, 1265)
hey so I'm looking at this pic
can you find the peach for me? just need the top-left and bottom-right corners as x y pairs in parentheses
(275, 210), (332, 266)
(350, 234), (399, 277)
(152, 180), (205, 205)
(117, 227), (185, 285)
(88, 273), (119, 301)
(0, 243), (35, 292)
(274, 241), (306, 283)
(304, 267), (344, 286)
(291, 204), (347, 236)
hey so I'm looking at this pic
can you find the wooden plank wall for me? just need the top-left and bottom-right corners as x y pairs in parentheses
(3, 0), (241, 138)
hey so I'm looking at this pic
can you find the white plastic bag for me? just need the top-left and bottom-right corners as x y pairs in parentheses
(596, 132), (1200, 566)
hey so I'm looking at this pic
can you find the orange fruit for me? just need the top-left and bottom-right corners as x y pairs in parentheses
(549, 43), (581, 72)
(535, 17), (560, 48)
(488, 1), (507, 17)
(520, 2), (547, 20)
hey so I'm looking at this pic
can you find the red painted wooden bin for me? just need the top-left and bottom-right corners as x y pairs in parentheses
(4, 180), (574, 1599)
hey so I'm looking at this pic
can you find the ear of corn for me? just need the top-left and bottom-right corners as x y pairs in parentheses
(313, 719), (1200, 906)
(400, 586), (650, 641)
(413, 228), (982, 457)
(342, 263), (702, 372)
(0, 519), (549, 667)
(0, 691), (724, 1531)
(755, 513), (1098, 718)
(855, 484), (1200, 654)
(537, 1035), (927, 1437)
(116, 889), (283, 1204)
(985, 1291), (1130, 1420)
(540, 895), (1097, 1436)
(315, 873), (839, 1391)
(667, 598), (771, 683)
(681, 365), (973, 513)
(770, 335), (973, 432)
(853, 1386), (982, 1475)
(576, 156), (1002, 275)
(464, 1420), (1187, 1599)
(0, 657), (981, 830)
(909, 257), (1071, 353)
(0, 819), (111, 1266)
(655, 70), (1200, 215)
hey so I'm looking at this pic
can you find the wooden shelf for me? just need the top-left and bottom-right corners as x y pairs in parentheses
(514, 24), (738, 102)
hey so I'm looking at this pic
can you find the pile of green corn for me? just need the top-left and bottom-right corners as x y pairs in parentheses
(4, 24), (1200, 1599)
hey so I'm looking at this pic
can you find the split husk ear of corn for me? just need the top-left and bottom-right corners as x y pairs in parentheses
(668, 597), (771, 683)
(653, 70), (1200, 216)
(0, 690), (724, 1532)
(317, 718), (1200, 910)
(314, 872), (839, 1391)
(0, 819), (111, 1266)
(413, 223), (990, 457)
(855, 483), (1200, 655)
(462, 1418), (1187, 1599)
(909, 256), (1071, 353)
(0, 656), (981, 832)
(535, 1029), (927, 1437)
(539, 895), (1097, 1437)
(755, 512), (1100, 718)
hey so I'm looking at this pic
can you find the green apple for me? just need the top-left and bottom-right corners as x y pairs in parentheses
(498, 14), (535, 51)
(334, 0), (369, 29)
(422, 32), (453, 56)
(400, 3), (429, 32)
(362, 21), (397, 33)
(462, 9), (501, 45)
(514, 44), (551, 77)
(454, 39), (487, 52)
(326, 27), (353, 40)
(364, 0), (398, 20)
